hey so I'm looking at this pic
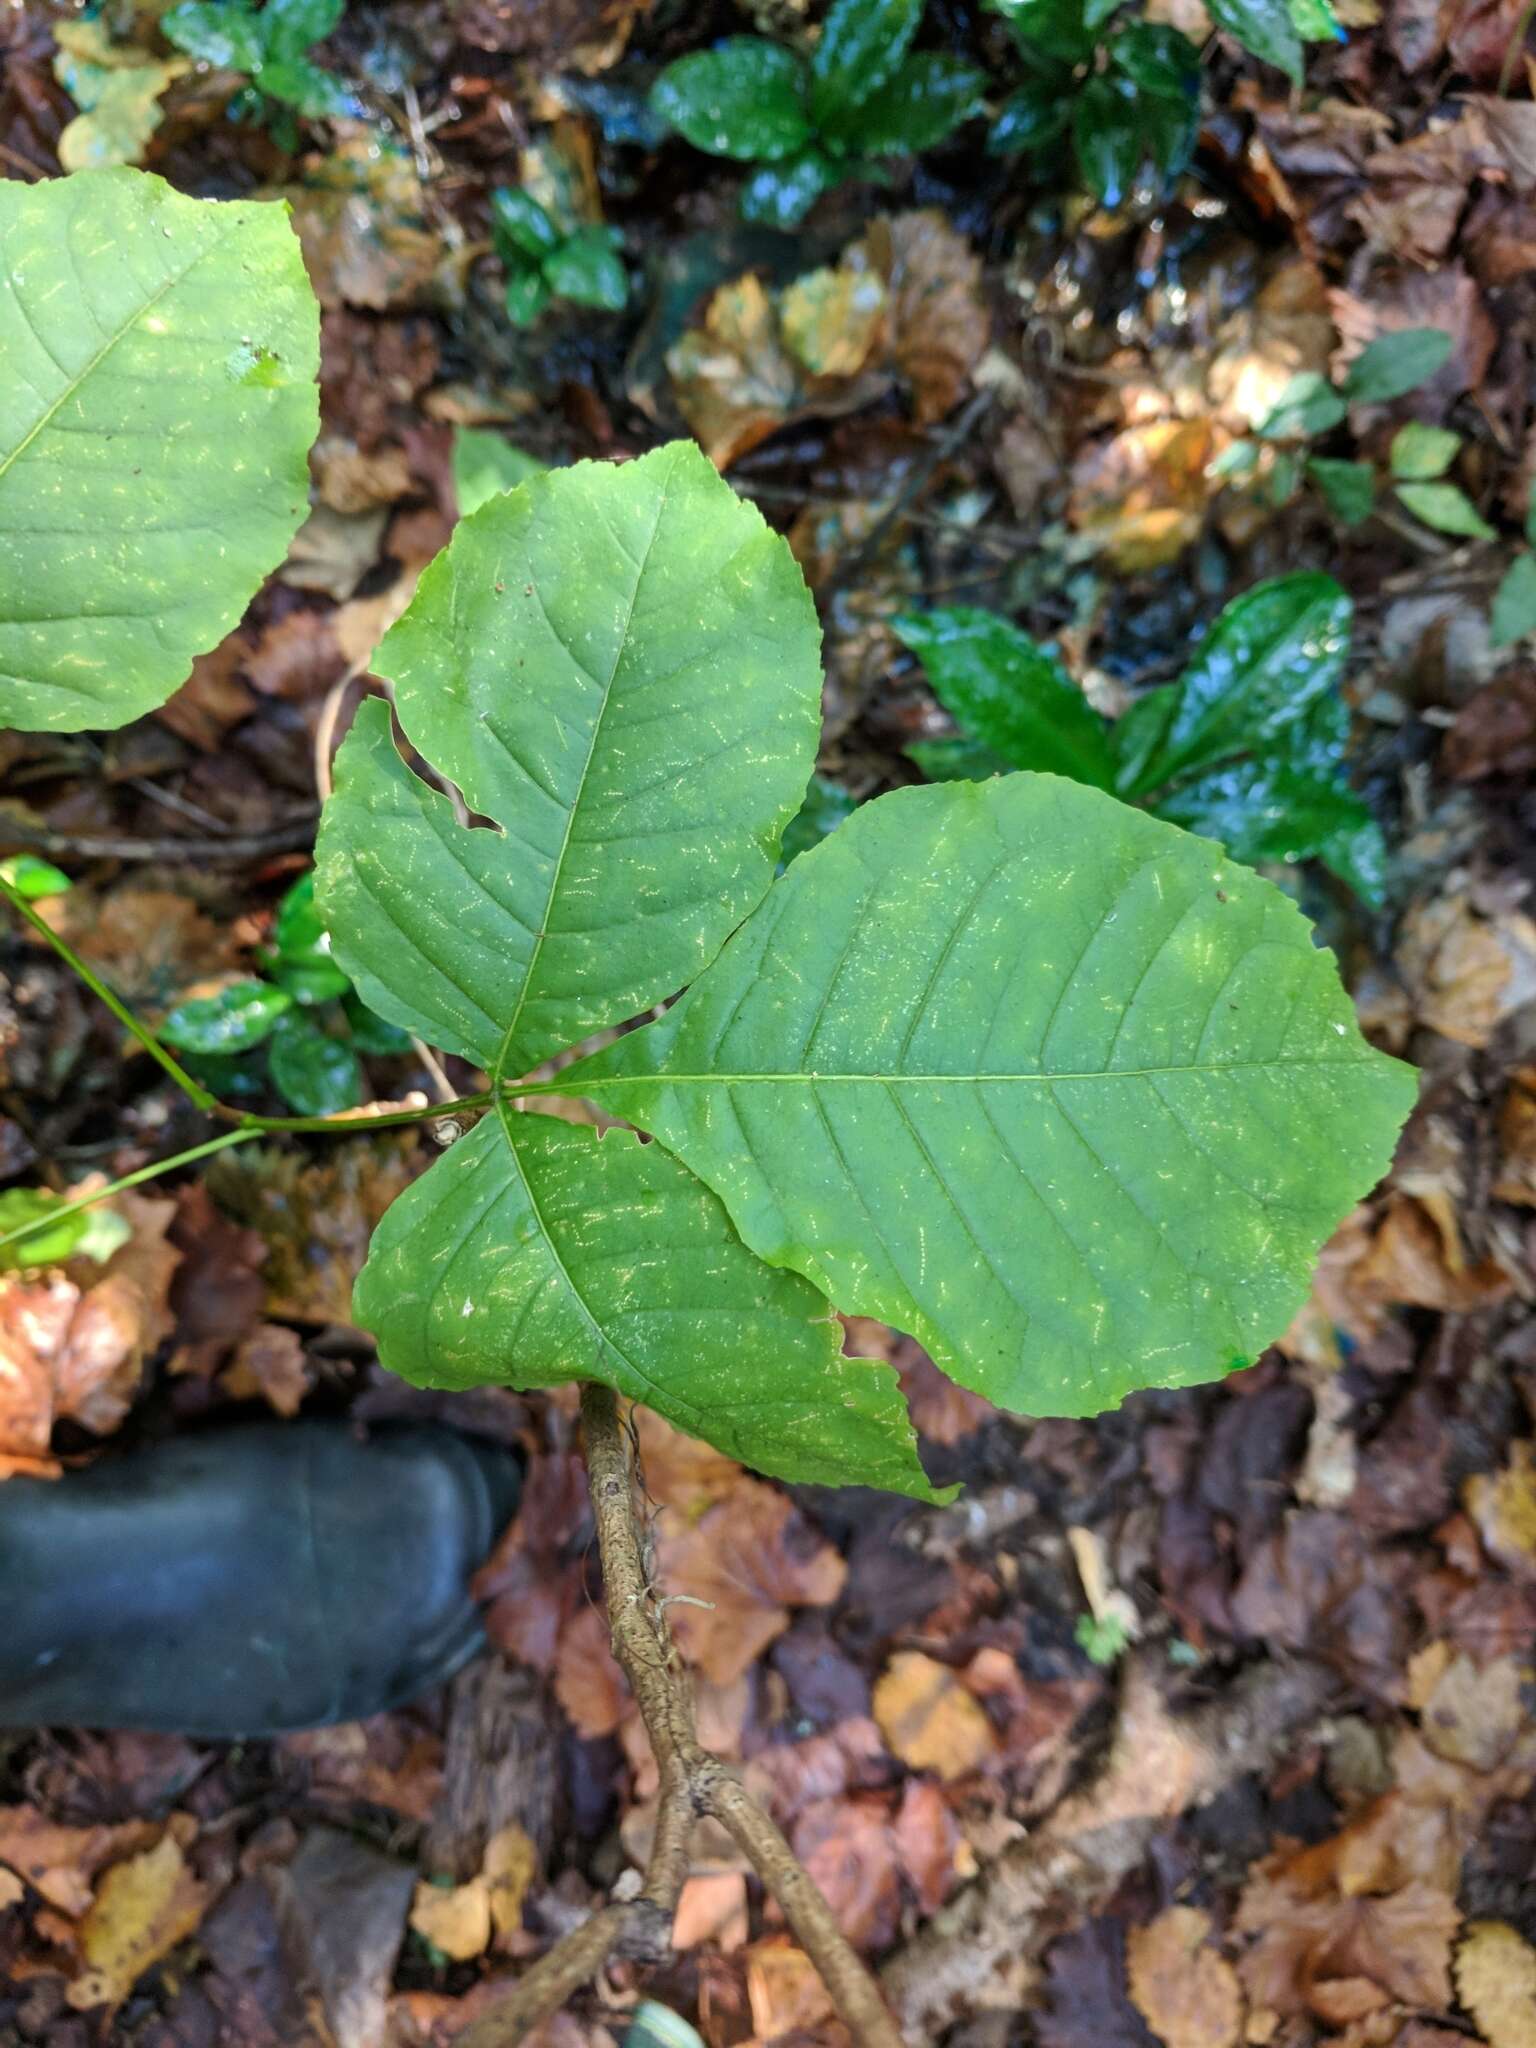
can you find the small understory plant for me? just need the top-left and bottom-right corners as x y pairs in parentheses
(489, 186), (629, 326)
(0, 167), (1417, 2045)
(163, 0), (360, 144)
(895, 573), (1388, 905)
(650, 0), (987, 228)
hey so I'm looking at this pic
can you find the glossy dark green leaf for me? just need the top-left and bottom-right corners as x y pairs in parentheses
(490, 186), (561, 260)
(830, 53), (987, 155)
(543, 226), (629, 312)
(906, 733), (1013, 781)
(809, 0), (923, 127)
(1072, 73), (1144, 208)
(781, 774), (857, 864)
(1255, 371), (1346, 440)
(160, 979), (292, 1054)
(1395, 481), (1494, 540)
(988, 76), (1071, 155)
(268, 873), (351, 1003)
(990, 0), (1096, 64)
(343, 992), (414, 1055)
(739, 150), (845, 227)
(1307, 457), (1375, 527)
(1389, 422), (1459, 480)
(1136, 80), (1200, 183)
(256, 57), (358, 118)
(650, 40), (812, 163)
(267, 1010), (363, 1116)
(1339, 327), (1452, 404)
(893, 608), (1117, 788)
(1206, 0), (1303, 79)
(162, 1), (266, 73)
(504, 266), (551, 327)
(1117, 574), (1352, 798)
(1110, 21), (1202, 96)
(1491, 552), (1536, 649)
(263, 0), (345, 60)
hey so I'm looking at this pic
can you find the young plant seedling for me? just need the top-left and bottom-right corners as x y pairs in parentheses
(650, 0), (987, 228)
(0, 165), (1419, 2048)
(490, 186), (629, 326)
(163, 0), (360, 145)
(896, 574), (1387, 905)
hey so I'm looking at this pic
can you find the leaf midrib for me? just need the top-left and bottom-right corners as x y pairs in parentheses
(0, 211), (240, 491)
(527, 1054), (1387, 1093)
(489, 469), (670, 1093)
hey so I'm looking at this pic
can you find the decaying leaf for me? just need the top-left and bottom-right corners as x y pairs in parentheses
(1126, 1905), (1244, 2048)
(1455, 1921), (1536, 2048)
(1465, 1442), (1536, 1580)
(66, 1819), (212, 2012)
(553, 1604), (630, 1739)
(410, 1873), (492, 1961)
(0, 1807), (157, 1918)
(872, 1650), (999, 1781)
(284, 127), (441, 312)
(1397, 893), (1536, 1048)
(221, 1321), (312, 1417)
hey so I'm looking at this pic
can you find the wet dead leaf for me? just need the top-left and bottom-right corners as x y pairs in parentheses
(871, 208), (989, 423)
(285, 128), (441, 312)
(1126, 1905), (1244, 2048)
(1398, 893), (1536, 1046)
(1069, 420), (1216, 571)
(660, 1477), (846, 1686)
(1455, 1921), (1536, 2048)
(66, 1820), (212, 2012)
(872, 1650), (999, 1781)
(0, 1808), (157, 1918)
(1465, 1441), (1536, 1579)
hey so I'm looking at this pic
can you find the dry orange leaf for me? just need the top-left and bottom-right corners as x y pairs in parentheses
(1455, 1921), (1536, 2048)
(66, 1820), (211, 2012)
(484, 1822), (539, 1944)
(0, 1807), (157, 1918)
(660, 1477), (846, 1686)
(410, 1875), (492, 1961)
(747, 1939), (837, 2038)
(673, 1871), (749, 1953)
(1127, 1905), (1244, 2048)
(872, 1651), (998, 1781)
(1397, 893), (1536, 1048)
(220, 1321), (311, 1417)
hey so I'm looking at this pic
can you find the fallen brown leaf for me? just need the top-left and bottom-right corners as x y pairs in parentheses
(1398, 893), (1536, 1047)
(872, 1650), (999, 1781)
(0, 1807), (157, 1918)
(1465, 1441), (1536, 1579)
(221, 1322), (312, 1417)
(410, 1874), (492, 1962)
(553, 1604), (630, 1740)
(673, 1870), (749, 1953)
(1126, 1905), (1244, 2048)
(747, 1938), (838, 2037)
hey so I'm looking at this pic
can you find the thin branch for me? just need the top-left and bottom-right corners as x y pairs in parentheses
(0, 1128), (260, 1257)
(0, 805), (320, 864)
(463, 1386), (908, 2046)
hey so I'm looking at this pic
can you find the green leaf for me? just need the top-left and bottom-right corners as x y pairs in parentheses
(162, 1), (266, 74)
(893, 608), (1117, 788)
(314, 443), (823, 1077)
(989, 0), (1097, 65)
(906, 734), (1013, 781)
(1395, 481), (1494, 539)
(268, 872), (351, 1002)
(782, 774), (858, 864)
(261, 0), (346, 62)
(1288, 0), (1344, 37)
(739, 151), (846, 227)
(504, 266), (551, 327)
(0, 854), (71, 899)
(343, 991), (413, 1055)
(1206, 0), (1303, 79)
(1307, 457), (1375, 527)
(650, 40), (813, 163)
(355, 1109), (942, 1498)
(267, 1009), (362, 1115)
(1154, 744), (1384, 905)
(988, 77), (1072, 156)
(1492, 552), (1536, 647)
(0, 1189), (92, 1272)
(254, 56), (358, 119)
(0, 168), (319, 733)
(809, 0), (923, 127)
(1340, 328), (1452, 404)
(543, 226), (629, 313)
(1109, 22), (1202, 98)
(828, 53), (988, 156)
(557, 776), (1415, 1417)
(1389, 422), (1460, 480)
(1255, 372), (1347, 440)
(160, 979), (293, 1053)
(1072, 72), (1144, 208)
(490, 187), (562, 261)
(1117, 573), (1352, 797)
(451, 427), (548, 520)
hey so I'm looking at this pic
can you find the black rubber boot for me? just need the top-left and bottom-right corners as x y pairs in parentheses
(0, 1420), (522, 1736)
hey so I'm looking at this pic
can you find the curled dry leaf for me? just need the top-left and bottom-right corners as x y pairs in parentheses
(1455, 1920), (1536, 2048)
(747, 1938), (837, 2038)
(1069, 420), (1217, 571)
(867, 209), (988, 425)
(66, 1817), (212, 2012)
(658, 1476), (846, 1686)
(220, 1321), (312, 1417)
(410, 1874), (492, 1961)
(872, 1650), (999, 1781)
(1126, 1905), (1244, 2048)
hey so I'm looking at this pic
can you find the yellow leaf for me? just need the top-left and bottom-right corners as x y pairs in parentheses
(872, 1650), (998, 1781)
(483, 1822), (538, 1942)
(1455, 1921), (1536, 2048)
(410, 1876), (491, 1961)
(66, 1824), (210, 2012)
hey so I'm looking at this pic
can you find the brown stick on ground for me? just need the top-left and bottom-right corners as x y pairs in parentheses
(458, 1385), (908, 2048)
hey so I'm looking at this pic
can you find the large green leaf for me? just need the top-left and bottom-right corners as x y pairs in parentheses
(355, 1108), (941, 1498)
(315, 443), (823, 1078)
(810, 0), (923, 127)
(650, 40), (813, 162)
(894, 607), (1117, 788)
(1115, 574), (1351, 799)
(0, 168), (318, 733)
(1205, 0), (1303, 80)
(555, 776), (1414, 1418)
(829, 53), (988, 156)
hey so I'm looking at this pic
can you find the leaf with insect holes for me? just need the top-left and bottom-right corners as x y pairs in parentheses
(0, 168), (318, 733)
(557, 774), (1414, 1419)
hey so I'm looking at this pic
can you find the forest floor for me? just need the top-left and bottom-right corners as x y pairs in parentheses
(2, 1), (1536, 2045)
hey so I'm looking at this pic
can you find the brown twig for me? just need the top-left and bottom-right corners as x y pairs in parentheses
(462, 1385), (908, 2047)
(0, 805), (320, 865)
